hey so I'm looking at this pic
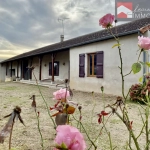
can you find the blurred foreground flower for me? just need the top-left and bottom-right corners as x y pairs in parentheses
(53, 88), (70, 101)
(138, 36), (150, 50)
(99, 13), (115, 28)
(54, 125), (86, 150)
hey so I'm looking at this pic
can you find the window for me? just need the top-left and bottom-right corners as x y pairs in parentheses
(88, 53), (97, 76)
(79, 51), (104, 78)
(49, 61), (59, 76)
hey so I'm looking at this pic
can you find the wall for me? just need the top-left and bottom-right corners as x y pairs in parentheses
(31, 50), (69, 81)
(32, 56), (39, 80)
(70, 33), (145, 96)
(0, 63), (6, 82)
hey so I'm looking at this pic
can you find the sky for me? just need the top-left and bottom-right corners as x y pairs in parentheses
(0, 0), (116, 62)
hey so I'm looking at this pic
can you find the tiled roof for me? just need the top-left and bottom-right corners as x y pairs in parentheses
(1, 17), (150, 63)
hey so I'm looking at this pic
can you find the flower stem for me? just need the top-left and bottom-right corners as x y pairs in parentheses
(108, 132), (113, 150)
(72, 115), (97, 150)
(88, 114), (112, 149)
(145, 107), (149, 150)
(108, 105), (140, 150)
(32, 72), (56, 129)
(118, 43), (125, 99)
(9, 121), (14, 150)
(91, 92), (96, 124)
(108, 28), (125, 100)
(102, 90), (105, 110)
(35, 111), (44, 150)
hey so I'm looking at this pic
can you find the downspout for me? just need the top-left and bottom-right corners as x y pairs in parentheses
(138, 30), (146, 83)
(143, 51), (146, 83)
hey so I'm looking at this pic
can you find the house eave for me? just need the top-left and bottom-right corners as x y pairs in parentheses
(0, 29), (139, 64)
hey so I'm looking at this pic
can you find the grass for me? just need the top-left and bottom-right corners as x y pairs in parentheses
(0, 82), (148, 150)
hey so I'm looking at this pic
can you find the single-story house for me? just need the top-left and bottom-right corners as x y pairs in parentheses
(0, 17), (150, 96)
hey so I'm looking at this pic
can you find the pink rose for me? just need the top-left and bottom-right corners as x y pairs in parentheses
(54, 125), (86, 150)
(138, 36), (150, 50)
(53, 88), (70, 100)
(99, 13), (115, 28)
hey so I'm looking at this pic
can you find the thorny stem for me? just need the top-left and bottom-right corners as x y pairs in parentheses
(108, 105), (140, 150)
(118, 43), (125, 100)
(108, 28), (142, 100)
(80, 121), (97, 150)
(72, 115), (97, 150)
(136, 106), (146, 140)
(102, 90), (105, 110)
(120, 109), (140, 150)
(145, 107), (149, 150)
(124, 50), (142, 78)
(88, 114), (112, 149)
(102, 119), (113, 150)
(137, 50), (142, 62)
(129, 133), (132, 150)
(77, 110), (82, 132)
(35, 111), (44, 150)
(108, 132), (113, 150)
(126, 113), (140, 150)
(91, 92), (96, 124)
(9, 121), (14, 150)
(124, 70), (132, 77)
(124, 89), (130, 103)
(108, 28), (125, 100)
(32, 72), (56, 129)
(136, 121), (146, 139)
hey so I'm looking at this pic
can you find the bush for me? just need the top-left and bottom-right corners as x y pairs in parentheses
(130, 80), (150, 103)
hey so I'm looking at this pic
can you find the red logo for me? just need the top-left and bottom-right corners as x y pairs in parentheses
(117, 2), (133, 18)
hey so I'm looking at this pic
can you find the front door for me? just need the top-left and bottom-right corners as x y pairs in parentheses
(23, 59), (30, 80)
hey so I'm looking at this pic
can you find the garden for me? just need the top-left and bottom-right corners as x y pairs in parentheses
(0, 13), (150, 150)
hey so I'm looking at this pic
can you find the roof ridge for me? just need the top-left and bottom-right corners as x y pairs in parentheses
(1, 17), (150, 63)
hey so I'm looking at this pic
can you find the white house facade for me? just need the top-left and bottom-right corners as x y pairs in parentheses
(0, 17), (150, 96)
(69, 34), (148, 95)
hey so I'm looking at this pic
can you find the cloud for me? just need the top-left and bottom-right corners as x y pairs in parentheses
(0, 0), (115, 61)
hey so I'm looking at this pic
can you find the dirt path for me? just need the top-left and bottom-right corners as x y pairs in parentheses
(0, 82), (147, 150)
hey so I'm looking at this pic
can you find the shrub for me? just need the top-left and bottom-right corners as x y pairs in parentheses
(130, 80), (150, 103)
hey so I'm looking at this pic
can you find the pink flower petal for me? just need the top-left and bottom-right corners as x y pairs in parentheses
(55, 125), (86, 150)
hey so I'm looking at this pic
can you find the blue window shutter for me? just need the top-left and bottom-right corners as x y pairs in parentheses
(79, 54), (85, 77)
(96, 51), (104, 78)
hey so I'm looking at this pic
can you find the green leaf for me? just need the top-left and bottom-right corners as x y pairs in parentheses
(146, 62), (150, 67)
(112, 43), (121, 48)
(132, 63), (141, 74)
(139, 76), (143, 82)
(56, 143), (68, 150)
(61, 143), (67, 149)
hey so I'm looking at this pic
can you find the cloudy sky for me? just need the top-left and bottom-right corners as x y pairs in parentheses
(0, 0), (116, 61)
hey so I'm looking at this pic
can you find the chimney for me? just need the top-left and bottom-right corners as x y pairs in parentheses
(60, 35), (64, 42)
